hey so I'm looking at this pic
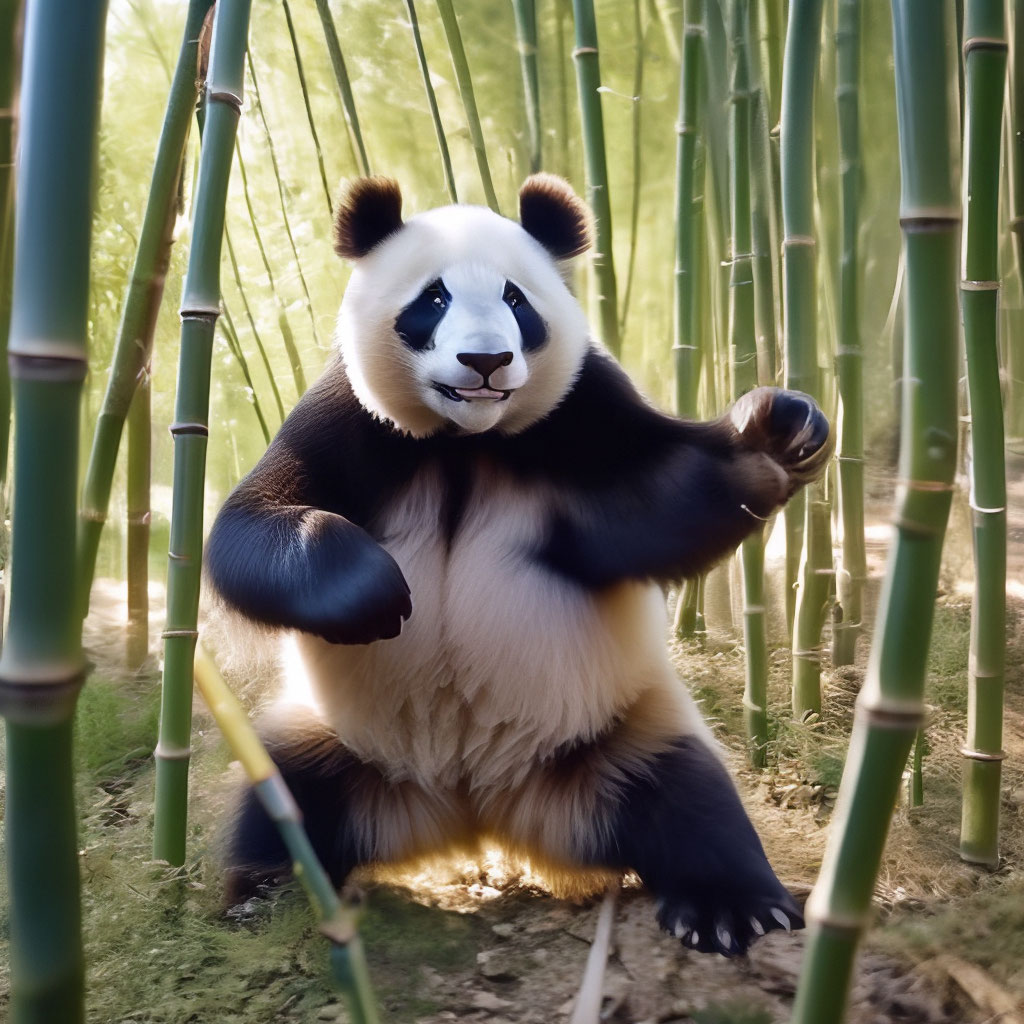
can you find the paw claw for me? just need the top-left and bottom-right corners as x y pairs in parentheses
(771, 907), (792, 932)
(750, 915), (765, 936)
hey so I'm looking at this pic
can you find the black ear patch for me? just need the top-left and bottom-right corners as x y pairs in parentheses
(333, 176), (404, 260)
(519, 173), (593, 260)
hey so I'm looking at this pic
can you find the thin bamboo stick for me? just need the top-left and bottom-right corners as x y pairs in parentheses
(314, 0), (371, 176)
(153, 0), (254, 866)
(404, 0), (458, 202)
(832, 0), (866, 667)
(76, 0), (215, 616)
(0, 0), (18, 490)
(619, 0), (648, 333)
(960, 0), (1007, 866)
(435, 0), (500, 212)
(790, 5), (960, 1017)
(0, 2), (108, 1020)
(280, 0), (333, 218)
(571, 0), (621, 357)
(246, 55), (324, 351)
(193, 646), (380, 1024)
(512, 0), (542, 174)
(126, 366), (151, 671)
(221, 302), (272, 446)
(780, 0), (827, 719)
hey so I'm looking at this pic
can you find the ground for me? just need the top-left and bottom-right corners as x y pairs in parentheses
(1, 462), (1024, 1023)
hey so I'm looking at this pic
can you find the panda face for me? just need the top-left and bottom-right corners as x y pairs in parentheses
(335, 179), (592, 438)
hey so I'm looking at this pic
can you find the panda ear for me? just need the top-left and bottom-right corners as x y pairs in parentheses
(518, 173), (593, 260)
(333, 176), (404, 260)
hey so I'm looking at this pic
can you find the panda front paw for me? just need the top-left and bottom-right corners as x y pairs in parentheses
(730, 387), (833, 491)
(655, 888), (804, 958)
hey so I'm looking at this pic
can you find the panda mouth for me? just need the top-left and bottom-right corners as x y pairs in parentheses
(433, 383), (513, 403)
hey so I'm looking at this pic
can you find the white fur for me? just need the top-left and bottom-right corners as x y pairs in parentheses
(337, 204), (590, 437)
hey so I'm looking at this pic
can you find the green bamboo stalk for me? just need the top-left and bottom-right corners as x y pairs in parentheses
(554, 0), (572, 178)
(153, 0), (254, 866)
(790, 5), (960, 1018)
(762, 0), (785, 376)
(672, 0), (705, 420)
(126, 366), (151, 671)
(0, 0), (19, 491)
(512, 0), (542, 173)
(0, 2), (108, 1020)
(246, 55), (324, 351)
(832, 0), (866, 667)
(435, 0), (500, 212)
(221, 301), (272, 446)
(1010, 1), (1024, 296)
(279, 0), (333, 217)
(727, 0), (767, 767)
(618, 0), (648, 334)
(76, 0), (214, 617)
(960, 0), (1007, 866)
(780, 0), (827, 719)
(233, 137), (307, 400)
(314, 0), (371, 176)
(224, 225), (285, 424)
(404, 0), (458, 202)
(571, 0), (621, 357)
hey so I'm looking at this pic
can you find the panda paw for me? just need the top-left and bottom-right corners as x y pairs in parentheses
(655, 890), (804, 958)
(730, 387), (833, 489)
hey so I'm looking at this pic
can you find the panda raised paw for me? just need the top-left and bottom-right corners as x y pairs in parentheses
(729, 387), (834, 489)
(655, 890), (805, 958)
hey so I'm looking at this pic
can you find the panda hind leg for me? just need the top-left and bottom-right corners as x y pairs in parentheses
(223, 722), (373, 905)
(583, 736), (803, 957)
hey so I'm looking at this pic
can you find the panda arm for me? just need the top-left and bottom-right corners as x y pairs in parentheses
(204, 371), (414, 644)
(530, 351), (832, 588)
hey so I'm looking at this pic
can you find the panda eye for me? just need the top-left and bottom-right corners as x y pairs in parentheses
(425, 280), (447, 308)
(503, 282), (525, 310)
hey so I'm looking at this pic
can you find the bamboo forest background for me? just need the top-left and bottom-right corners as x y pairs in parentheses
(4, 0), (1024, 1021)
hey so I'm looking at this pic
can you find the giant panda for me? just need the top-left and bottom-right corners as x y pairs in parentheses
(205, 173), (833, 958)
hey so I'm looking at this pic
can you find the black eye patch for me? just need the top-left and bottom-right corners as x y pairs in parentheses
(503, 280), (547, 351)
(395, 278), (451, 351)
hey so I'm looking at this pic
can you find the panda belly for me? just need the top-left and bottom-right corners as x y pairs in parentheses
(289, 466), (695, 793)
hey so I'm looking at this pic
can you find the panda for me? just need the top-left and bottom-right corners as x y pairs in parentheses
(205, 173), (833, 958)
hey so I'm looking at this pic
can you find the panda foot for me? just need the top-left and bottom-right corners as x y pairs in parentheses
(655, 891), (804, 958)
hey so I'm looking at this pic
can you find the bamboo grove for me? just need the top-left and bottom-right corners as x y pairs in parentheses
(0, 0), (1022, 1021)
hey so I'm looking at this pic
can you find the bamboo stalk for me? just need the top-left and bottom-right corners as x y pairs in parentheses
(832, 0), (866, 667)
(726, 0), (768, 767)
(780, 0), (827, 719)
(512, 0), (542, 174)
(790, 5), (960, 1017)
(435, 0), (500, 212)
(0, 0), (19, 491)
(233, 137), (307, 400)
(571, 0), (621, 357)
(960, 0), (1007, 866)
(314, 0), (371, 176)
(76, 0), (214, 617)
(193, 646), (381, 1024)
(280, 0), (333, 218)
(619, 0), (648, 333)
(246, 55), (324, 351)
(126, 366), (152, 672)
(404, 0), (458, 202)
(220, 302), (272, 446)
(153, 0), (254, 866)
(0, 2), (108, 1020)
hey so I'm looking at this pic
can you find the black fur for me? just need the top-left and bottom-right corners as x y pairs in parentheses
(333, 176), (404, 260)
(582, 737), (804, 957)
(503, 280), (547, 351)
(395, 278), (451, 351)
(205, 348), (832, 643)
(518, 173), (593, 259)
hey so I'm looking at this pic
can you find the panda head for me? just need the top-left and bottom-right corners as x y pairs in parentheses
(333, 174), (593, 437)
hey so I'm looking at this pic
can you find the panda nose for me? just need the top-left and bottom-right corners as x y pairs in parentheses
(457, 351), (514, 381)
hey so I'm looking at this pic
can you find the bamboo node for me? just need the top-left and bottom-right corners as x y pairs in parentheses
(169, 421), (210, 437)
(783, 235), (816, 248)
(179, 306), (220, 322)
(857, 703), (926, 730)
(155, 742), (193, 761)
(0, 672), (87, 725)
(742, 605), (766, 614)
(899, 213), (960, 232)
(960, 747), (1006, 762)
(793, 648), (821, 661)
(961, 280), (999, 292)
(208, 89), (243, 114)
(962, 36), (1008, 56)
(8, 351), (88, 381)
(968, 502), (1005, 514)
(161, 628), (200, 639)
(79, 507), (108, 524)
(572, 46), (599, 57)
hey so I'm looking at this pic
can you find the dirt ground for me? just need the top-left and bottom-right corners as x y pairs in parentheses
(2, 459), (1024, 1023)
